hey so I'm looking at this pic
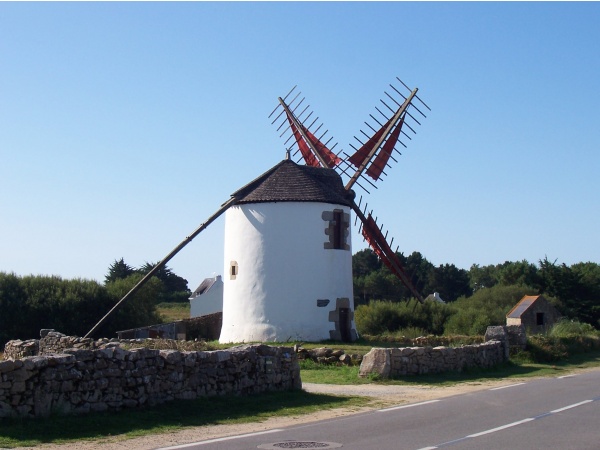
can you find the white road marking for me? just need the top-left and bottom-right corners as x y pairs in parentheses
(551, 400), (593, 413)
(156, 429), (284, 449)
(422, 397), (598, 449)
(378, 399), (441, 412)
(466, 418), (534, 437)
(557, 374), (576, 379)
(489, 382), (526, 391)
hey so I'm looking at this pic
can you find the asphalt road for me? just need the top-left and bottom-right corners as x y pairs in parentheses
(157, 369), (600, 450)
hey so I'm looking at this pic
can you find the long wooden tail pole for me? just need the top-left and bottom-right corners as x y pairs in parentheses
(84, 197), (237, 338)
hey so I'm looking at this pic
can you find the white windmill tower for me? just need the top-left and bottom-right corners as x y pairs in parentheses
(84, 78), (429, 344)
(219, 156), (356, 343)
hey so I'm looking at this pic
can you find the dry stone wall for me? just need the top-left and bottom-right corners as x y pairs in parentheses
(0, 342), (301, 419)
(359, 341), (506, 378)
(2, 339), (39, 360)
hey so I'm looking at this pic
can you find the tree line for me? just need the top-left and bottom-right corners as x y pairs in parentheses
(0, 259), (191, 347)
(354, 249), (600, 334)
(1, 252), (598, 347)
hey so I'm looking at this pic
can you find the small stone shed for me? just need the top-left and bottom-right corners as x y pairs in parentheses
(506, 295), (561, 334)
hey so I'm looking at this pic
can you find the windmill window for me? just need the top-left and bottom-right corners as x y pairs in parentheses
(322, 209), (350, 250)
(230, 261), (238, 280)
(333, 211), (343, 249)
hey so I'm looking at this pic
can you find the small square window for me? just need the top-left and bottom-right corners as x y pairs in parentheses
(230, 261), (238, 280)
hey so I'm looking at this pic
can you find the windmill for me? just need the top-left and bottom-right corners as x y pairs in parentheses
(269, 77), (430, 303)
(85, 77), (429, 343)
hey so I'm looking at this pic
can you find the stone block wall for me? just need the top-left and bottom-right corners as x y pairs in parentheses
(0, 343), (301, 418)
(485, 325), (527, 356)
(359, 341), (506, 378)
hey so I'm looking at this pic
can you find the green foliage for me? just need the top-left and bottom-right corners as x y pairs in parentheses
(352, 248), (381, 278)
(103, 274), (164, 335)
(105, 259), (191, 304)
(352, 249), (471, 303)
(104, 258), (135, 284)
(443, 285), (536, 336)
(427, 263), (472, 302)
(137, 261), (191, 303)
(354, 299), (452, 336)
(0, 272), (164, 346)
(511, 320), (600, 363)
(0, 273), (27, 345)
(550, 319), (599, 338)
(138, 261), (189, 292)
(156, 302), (190, 322)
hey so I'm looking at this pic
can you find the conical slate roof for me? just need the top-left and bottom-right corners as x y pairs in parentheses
(230, 158), (354, 207)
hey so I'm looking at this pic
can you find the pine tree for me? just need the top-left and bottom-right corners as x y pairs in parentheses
(105, 258), (135, 284)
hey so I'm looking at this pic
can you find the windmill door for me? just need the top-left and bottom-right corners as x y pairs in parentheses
(339, 307), (351, 342)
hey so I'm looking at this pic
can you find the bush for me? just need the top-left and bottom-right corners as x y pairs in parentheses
(516, 321), (600, 363)
(550, 319), (599, 337)
(354, 299), (452, 336)
(0, 272), (164, 346)
(444, 285), (537, 335)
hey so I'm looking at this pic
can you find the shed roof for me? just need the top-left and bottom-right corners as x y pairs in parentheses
(230, 158), (354, 207)
(506, 295), (541, 319)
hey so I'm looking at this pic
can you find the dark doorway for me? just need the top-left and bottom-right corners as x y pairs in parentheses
(339, 307), (351, 342)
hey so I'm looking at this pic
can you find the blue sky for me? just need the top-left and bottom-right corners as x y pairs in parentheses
(1, 2), (599, 288)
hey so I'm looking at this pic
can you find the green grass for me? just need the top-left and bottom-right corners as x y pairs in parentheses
(156, 302), (190, 322)
(300, 350), (600, 386)
(0, 390), (369, 448)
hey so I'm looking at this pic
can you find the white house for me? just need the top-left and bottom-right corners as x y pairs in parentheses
(425, 292), (446, 304)
(219, 158), (358, 343)
(189, 275), (223, 318)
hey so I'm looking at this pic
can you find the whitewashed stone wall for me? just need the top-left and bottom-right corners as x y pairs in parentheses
(359, 341), (506, 378)
(0, 343), (301, 418)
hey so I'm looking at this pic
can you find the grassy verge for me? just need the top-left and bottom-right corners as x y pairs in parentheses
(300, 350), (600, 386)
(156, 302), (190, 322)
(0, 390), (369, 448)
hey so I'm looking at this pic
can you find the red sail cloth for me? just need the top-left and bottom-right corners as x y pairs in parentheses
(348, 116), (393, 169)
(366, 115), (404, 181)
(286, 112), (320, 167)
(285, 111), (341, 168)
(361, 214), (410, 281)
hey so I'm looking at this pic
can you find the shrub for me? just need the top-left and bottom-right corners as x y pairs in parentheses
(444, 285), (537, 335)
(0, 272), (164, 346)
(550, 319), (599, 337)
(517, 322), (600, 363)
(354, 299), (452, 336)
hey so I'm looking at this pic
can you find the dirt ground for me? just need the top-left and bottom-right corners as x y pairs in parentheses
(14, 375), (544, 450)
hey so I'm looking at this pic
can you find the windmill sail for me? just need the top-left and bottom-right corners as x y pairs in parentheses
(366, 115), (404, 181)
(285, 110), (320, 167)
(284, 109), (341, 168)
(272, 78), (430, 302)
(348, 115), (393, 170)
(359, 211), (423, 302)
